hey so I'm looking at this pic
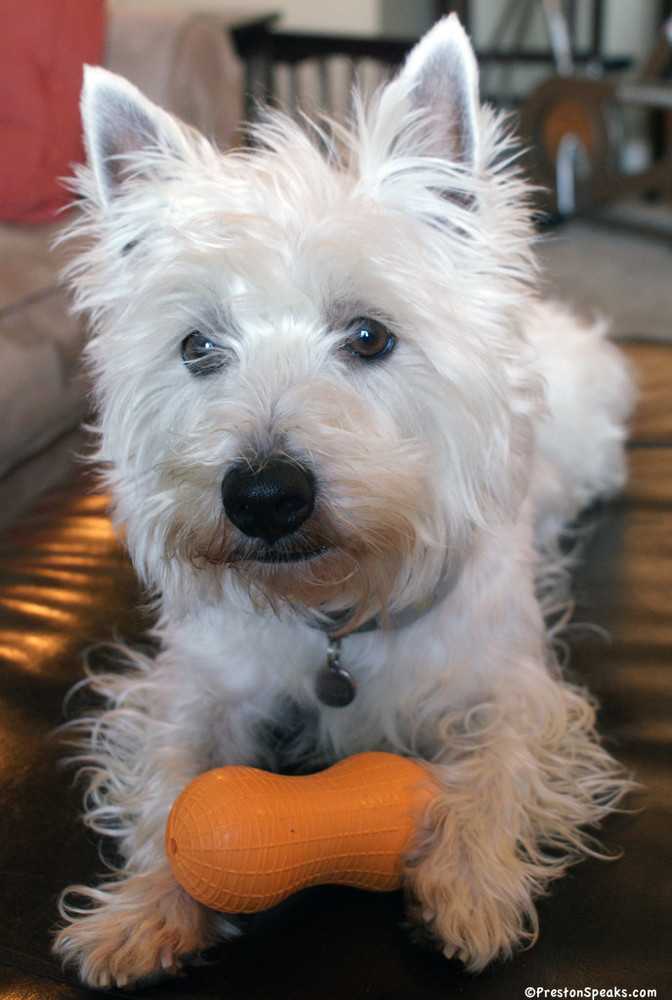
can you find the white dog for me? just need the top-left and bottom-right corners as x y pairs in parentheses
(54, 16), (635, 989)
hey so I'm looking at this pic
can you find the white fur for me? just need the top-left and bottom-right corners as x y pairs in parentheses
(53, 17), (635, 989)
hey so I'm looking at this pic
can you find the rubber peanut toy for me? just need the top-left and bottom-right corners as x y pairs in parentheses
(165, 751), (437, 913)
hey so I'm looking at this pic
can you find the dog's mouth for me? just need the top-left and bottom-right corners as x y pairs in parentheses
(232, 543), (330, 565)
(252, 544), (329, 564)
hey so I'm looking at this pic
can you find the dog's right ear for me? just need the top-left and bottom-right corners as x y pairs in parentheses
(81, 66), (187, 208)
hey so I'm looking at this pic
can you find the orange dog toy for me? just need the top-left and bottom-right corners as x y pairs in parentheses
(165, 751), (436, 913)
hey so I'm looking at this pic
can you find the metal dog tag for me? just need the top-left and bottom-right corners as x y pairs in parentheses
(315, 637), (356, 708)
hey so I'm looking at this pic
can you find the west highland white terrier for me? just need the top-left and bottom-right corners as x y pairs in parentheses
(53, 16), (635, 990)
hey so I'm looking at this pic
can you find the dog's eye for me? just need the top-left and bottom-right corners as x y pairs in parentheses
(343, 318), (396, 361)
(180, 331), (227, 377)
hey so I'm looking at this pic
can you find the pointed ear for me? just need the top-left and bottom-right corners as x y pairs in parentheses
(80, 65), (187, 207)
(399, 14), (479, 168)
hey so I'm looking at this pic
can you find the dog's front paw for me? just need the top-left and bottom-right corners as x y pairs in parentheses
(406, 862), (536, 972)
(406, 896), (479, 968)
(53, 869), (236, 989)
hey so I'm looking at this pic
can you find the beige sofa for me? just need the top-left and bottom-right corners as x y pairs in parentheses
(0, 0), (245, 479)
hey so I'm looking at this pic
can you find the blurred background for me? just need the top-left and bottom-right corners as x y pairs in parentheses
(2, 0), (672, 508)
(1, 8), (671, 1000)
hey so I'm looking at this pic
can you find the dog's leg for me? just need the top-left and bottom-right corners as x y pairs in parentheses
(405, 671), (629, 970)
(52, 650), (262, 989)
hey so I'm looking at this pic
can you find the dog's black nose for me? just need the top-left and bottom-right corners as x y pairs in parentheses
(222, 458), (315, 543)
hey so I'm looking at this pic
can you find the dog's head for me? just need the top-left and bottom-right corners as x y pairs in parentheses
(72, 16), (542, 623)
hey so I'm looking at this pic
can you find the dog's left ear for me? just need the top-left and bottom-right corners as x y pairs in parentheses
(398, 14), (480, 169)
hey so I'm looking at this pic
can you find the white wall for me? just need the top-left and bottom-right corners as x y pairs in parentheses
(140, 0), (380, 34)
(601, 1), (658, 63)
(277, 0), (379, 34)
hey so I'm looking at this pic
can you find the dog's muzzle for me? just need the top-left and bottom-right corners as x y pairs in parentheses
(221, 457), (315, 543)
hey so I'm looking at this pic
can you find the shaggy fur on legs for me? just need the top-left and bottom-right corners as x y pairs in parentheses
(53, 14), (635, 989)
